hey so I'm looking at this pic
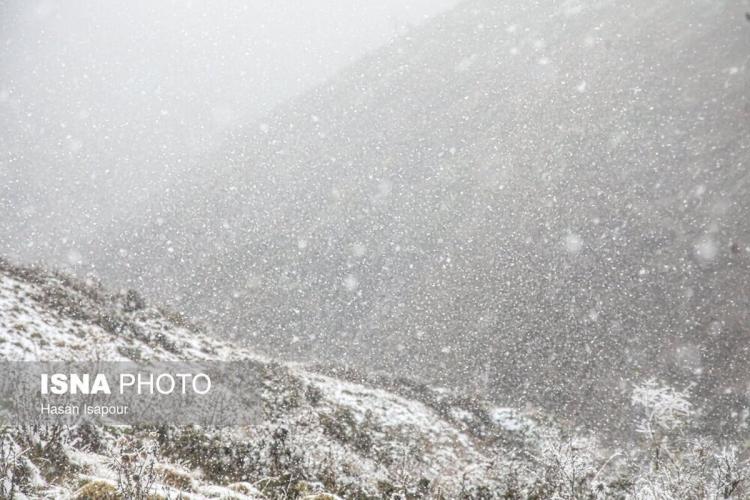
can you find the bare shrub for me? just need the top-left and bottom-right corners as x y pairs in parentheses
(0, 432), (32, 498)
(109, 440), (160, 500)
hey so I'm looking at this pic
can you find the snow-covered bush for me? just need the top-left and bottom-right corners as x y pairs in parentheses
(521, 434), (606, 499)
(628, 380), (749, 499)
(632, 378), (693, 441)
(631, 438), (750, 499)
(631, 377), (694, 469)
(14, 423), (73, 483)
(0, 433), (25, 498)
(0, 431), (40, 498)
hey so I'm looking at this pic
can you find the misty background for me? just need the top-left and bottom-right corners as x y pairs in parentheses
(0, 0), (457, 263)
(2, 0), (750, 437)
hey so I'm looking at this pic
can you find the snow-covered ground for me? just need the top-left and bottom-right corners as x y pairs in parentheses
(0, 259), (538, 498)
(2, 259), (748, 499)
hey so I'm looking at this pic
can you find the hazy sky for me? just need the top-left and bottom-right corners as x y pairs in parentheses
(2, 0), (459, 138)
(0, 0), (459, 264)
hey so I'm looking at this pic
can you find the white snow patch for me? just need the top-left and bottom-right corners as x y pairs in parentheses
(490, 407), (529, 432)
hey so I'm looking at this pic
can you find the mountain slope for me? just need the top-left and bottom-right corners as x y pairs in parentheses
(100, 0), (750, 435)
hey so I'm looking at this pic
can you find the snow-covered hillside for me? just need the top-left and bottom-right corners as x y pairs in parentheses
(0, 258), (551, 498)
(2, 258), (749, 499)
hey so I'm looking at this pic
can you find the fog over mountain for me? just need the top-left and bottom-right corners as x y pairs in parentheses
(0, 0), (457, 263)
(3, 0), (750, 438)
